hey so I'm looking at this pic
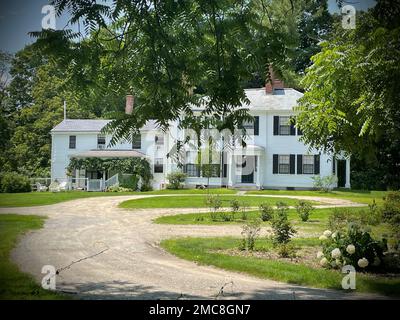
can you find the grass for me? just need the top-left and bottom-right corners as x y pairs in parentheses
(0, 214), (67, 299)
(246, 189), (387, 205)
(154, 207), (349, 225)
(0, 188), (236, 207)
(161, 237), (400, 297)
(119, 195), (314, 209)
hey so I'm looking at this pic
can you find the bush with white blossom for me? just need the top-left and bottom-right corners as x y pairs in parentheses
(317, 223), (387, 271)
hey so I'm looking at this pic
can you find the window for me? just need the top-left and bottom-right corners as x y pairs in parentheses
(155, 134), (164, 145)
(303, 155), (314, 174)
(97, 135), (106, 149)
(279, 116), (290, 135)
(132, 134), (141, 149)
(185, 164), (200, 177)
(154, 158), (164, 173)
(241, 116), (259, 136)
(278, 155), (290, 174)
(69, 136), (76, 149)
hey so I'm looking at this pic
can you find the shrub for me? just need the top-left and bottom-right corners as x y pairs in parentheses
(276, 243), (297, 258)
(296, 201), (314, 222)
(0, 172), (31, 193)
(318, 223), (387, 272)
(270, 204), (296, 245)
(220, 211), (233, 221)
(106, 186), (133, 192)
(259, 203), (273, 222)
(327, 208), (354, 231)
(119, 175), (139, 190)
(312, 175), (338, 192)
(381, 191), (400, 250)
(230, 199), (240, 220)
(206, 194), (222, 221)
(167, 171), (187, 189)
(240, 219), (261, 251)
(240, 201), (249, 220)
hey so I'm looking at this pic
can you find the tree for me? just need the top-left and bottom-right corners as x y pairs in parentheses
(32, 0), (308, 145)
(296, 1), (400, 188)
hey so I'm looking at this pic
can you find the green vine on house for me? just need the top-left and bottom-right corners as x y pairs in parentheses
(67, 157), (153, 191)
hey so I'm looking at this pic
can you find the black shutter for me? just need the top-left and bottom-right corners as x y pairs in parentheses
(314, 155), (320, 174)
(297, 155), (303, 174)
(290, 155), (295, 174)
(254, 116), (259, 136)
(273, 116), (279, 135)
(290, 118), (296, 136)
(273, 154), (279, 174)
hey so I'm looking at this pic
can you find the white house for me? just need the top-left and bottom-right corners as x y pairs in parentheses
(50, 84), (351, 191)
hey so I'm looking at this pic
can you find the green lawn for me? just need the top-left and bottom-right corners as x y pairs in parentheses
(0, 214), (67, 299)
(0, 188), (236, 208)
(161, 237), (400, 297)
(120, 195), (313, 209)
(154, 207), (352, 225)
(246, 189), (387, 205)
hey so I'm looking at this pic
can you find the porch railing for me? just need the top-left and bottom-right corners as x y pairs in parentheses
(105, 174), (119, 189)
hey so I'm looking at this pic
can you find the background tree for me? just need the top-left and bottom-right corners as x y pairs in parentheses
(296, 0), (400, 189)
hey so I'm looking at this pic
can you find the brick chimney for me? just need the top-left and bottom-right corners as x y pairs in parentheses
(125, 95), (134, 115)
(265, 65), (284, 94)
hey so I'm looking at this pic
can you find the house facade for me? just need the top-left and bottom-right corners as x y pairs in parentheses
(50, 87), (351, 191)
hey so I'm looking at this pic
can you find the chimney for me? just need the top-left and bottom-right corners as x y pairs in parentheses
(125, 95), (134, 115)
(265, 65), (284, 94)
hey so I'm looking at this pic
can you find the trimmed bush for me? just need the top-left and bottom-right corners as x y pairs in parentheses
(259, 203), (273, 221)
(296, 200), (314, 222)
(167, 171), (187, 189)
(0, 172), (31, 193)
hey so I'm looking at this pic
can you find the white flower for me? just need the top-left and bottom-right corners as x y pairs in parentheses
(335, 259), (342, 266)
(319, 235), (328, 241)
(346, 244), (356, 255)
(317, 251), (324, 259)
(320, 257), (329, 267)
(358, 258), (369, 268)
(373, 257), (381, 267)
(331, 248), (341, 259)
(332, 232), (338, 239)
(323, 230), (332, 238)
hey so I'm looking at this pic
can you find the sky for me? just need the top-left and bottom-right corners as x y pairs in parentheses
(0, 0), (377, 54)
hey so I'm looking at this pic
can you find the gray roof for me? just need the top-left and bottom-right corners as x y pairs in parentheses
(190, 88), (303, 111)
(52, 88), (302, 132)
(51, 119), (159, 133)
(71, 149), (147, 158)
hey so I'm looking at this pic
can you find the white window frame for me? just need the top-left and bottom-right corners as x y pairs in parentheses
(279, 116), (290, 135)
(303, 155), (314, 174)
(278, 155), (290, 174)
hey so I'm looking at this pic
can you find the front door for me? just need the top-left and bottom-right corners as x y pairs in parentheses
(337, 160), (346, 188)
(241, 156), (255, 184)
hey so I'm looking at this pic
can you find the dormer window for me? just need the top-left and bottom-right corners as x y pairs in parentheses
(97, 135), (106, 149)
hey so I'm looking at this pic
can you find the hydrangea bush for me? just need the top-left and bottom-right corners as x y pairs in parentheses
(317, 223), (387, 272)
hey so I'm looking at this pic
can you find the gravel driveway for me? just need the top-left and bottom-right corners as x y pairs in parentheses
(0, 194), (384, 300)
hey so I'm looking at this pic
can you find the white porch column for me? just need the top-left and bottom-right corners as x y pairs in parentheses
(345, 157), (351, 189)
(256, 155), (260, 188)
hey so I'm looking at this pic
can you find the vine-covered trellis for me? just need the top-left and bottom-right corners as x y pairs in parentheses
(67, 157), (153, 191)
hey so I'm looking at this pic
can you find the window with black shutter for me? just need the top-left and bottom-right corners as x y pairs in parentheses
(303, 155), (314, 174)
(278, 155), (290, 174)
(279, 116), (291, 135)
(69, 136), (76, 149)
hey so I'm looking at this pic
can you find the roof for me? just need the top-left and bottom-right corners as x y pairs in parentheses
(244, 88), (303, 110)
(51, 88), (302, 132)
(71, 149), (147, 158)
(190, 88), (303, 111)
(51, 119), (159, 133)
